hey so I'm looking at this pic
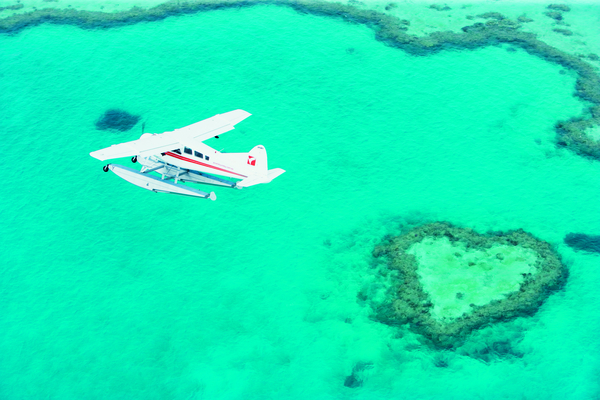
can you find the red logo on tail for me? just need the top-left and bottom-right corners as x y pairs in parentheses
(247, 156), (256, 166)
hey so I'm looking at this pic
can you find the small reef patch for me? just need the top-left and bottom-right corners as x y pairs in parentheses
(343, 362), (373, 388)
(369, 222), (567, 349)
(95, 108), (140, 132)
(429, 4), (451, 12)
(0, 4), (23, 13)
(547, 4), (571, 13)
(564, 233), (600, 253)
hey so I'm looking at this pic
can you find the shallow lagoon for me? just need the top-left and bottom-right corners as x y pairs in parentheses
(1, 3), (600, 399)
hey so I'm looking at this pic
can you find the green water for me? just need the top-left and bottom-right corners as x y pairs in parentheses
(1, 4), (599, 399)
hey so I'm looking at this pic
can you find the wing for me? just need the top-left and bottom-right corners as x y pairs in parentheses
(90, 110), (251, 161)
(89, 134), (179, 161)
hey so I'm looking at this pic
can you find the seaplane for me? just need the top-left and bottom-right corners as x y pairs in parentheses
(90, 110), (285, 200)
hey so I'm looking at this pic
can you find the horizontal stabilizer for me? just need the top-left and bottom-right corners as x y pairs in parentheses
(108, 164), (216, 200)
(236, 168), (285, 188)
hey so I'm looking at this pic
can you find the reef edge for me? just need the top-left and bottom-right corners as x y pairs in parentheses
(1, 0), (599, 159)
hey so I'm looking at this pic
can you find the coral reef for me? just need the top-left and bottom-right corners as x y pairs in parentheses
(459, 339), (524, 364)
(544, 11), (563, 21)
(547, 4), (571, 13)
(0, 4), (23, 13)
(564, 233), (600, 253)
(95, 109), (140, 132)
(0, 0), (599, 159)
(553, 28), (573, 36)
(477, 12), (506, 21)
(343, 361), (373, 388)
(370, 222), (567, 349)
(429, 4), (451, 12)
(517, 15), (534, 23)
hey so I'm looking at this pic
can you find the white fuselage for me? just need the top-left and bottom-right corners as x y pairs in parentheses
(157, 142), (250, 180)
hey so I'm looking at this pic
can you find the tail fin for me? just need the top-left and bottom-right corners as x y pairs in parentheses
(236, 145), (285, 187)
(247, 145), (268, 176)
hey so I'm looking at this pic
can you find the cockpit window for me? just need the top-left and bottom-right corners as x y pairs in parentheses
(194, 151), (203, 158)
(172, 149), (181, 154)
(205, 155), (209, 161)
(184, 147), (192, 155)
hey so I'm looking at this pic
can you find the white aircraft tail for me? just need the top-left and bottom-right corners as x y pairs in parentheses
(236, 145), (285, 187)
(247, 145), (268, 174)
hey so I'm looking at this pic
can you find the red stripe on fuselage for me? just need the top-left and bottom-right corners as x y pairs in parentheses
(165, 152), (247, 178)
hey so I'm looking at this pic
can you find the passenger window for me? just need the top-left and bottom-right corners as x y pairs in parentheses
(184, 147), (192, 155)
(205, 156), (209, 161)
(173, 149), (181, 154)
(194, 151), (203, 158)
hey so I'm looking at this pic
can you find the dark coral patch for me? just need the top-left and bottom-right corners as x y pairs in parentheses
(477, 12), (505, 21)
(343, 362), (373, 388)
(95, 109), (140, 132)
(547, 4), (570, 12)
(429, 4), (451, 12)
(0, 4), (23, 12)
(544, 11), (563, 21)
(553, 28), (573, 36)
(459, 339), (525, 364)
(564, 233), (600, 253)
(517, 15), (534, 23)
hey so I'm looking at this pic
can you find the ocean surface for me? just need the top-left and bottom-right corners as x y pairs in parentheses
(1, 3), (599, 399)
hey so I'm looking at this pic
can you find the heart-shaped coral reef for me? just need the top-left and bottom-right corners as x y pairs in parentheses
(371, 222), (567, 349)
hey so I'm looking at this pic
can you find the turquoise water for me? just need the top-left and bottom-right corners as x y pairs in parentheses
(1, 4), (600, 399)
